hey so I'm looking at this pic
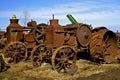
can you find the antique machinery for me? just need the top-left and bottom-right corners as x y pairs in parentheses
(3, 15), (47, 63)
(90, 27), (118, 63)
(66, 14), (91, 47)
(0, 31), (6, 50)
(30, 14), (92, 74)
(1, 14), (120, 74)
(31, 15), (77, 73)
(3, 15), (28, 63)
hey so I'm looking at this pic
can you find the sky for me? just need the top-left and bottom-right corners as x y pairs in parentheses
(0, 0), (120, 32)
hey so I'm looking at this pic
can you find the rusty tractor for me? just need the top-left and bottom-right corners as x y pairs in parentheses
(1, 14), (119, 74)
(30, 14), (91, 73)
(90, 27), (118, 63)
(2, 14), (91, 74)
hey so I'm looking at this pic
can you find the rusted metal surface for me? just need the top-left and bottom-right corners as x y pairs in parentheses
(6, 15), (23, 43)
(27, 20), (37, 28)
(76, 24), (92, 47)
(66, 14), (92, 47)
(30, 17), (78, 73)
(63, 24), (78, 46)
(0, 38), (6, 50)
(34, 23), (47, 44)
(0, 31), (6, 49)
(45, 19), (64, 47)
(3, 15), (28, 63)
(3, 42), (27, 63)
(90, 27), (118, 63)
(52, 45), (77, 73)
(3, 14), (119, 74)
(30, 44), (51, 67)
(30, 16), (92, 73)
(3, 17), (38, 63)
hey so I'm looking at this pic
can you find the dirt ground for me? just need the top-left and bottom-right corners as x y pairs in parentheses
(0, 50), (120, 80)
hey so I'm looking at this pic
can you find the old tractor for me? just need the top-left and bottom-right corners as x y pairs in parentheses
(2, 14), (92, 73)
(30, 14), (92, 73)
(1, 13), (119, 74)
(90, 27), (118, 63)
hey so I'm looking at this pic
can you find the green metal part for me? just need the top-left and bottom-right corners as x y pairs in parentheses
(66, 14), (78, 24)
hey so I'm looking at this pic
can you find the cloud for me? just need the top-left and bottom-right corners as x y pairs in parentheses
(0, 1), (120, 20)
(0, 0), (120, 31)
(29, 1), (110, 19)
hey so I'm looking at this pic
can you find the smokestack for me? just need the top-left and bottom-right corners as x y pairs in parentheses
(50, 14), (59, 26)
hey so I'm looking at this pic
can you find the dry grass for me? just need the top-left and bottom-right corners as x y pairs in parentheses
(0, 59), (120, 80)
(0, 48), (120, 80)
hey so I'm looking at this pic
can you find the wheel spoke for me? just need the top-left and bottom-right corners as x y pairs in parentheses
(15, 43), (19, 51)
(55, 62), (63, 72)
(13, 56), (17, 63)
(63, 49), (66, 57)
(36, 34), (42, 39)
(36, 29), (42, 33)
(33, 56), (39, 60)
(18, 55), (25, 61)
(55, 57), (61, 61)
(33, 56), (42, 67)
(20, 47), (26, 51)
(33, 50), (39, 56)
(31, 44), (48, 67)
(52, 46), (77, 73)
(58, 51), (63, 57)
(64, 48), (70, 56)
(34, 24), (47, 43)
(18, 49), (25, 54)
(17, 52), (25, 60)
(55, 62), (61, 69)
(6, 50), (13, 54)
(68, 52), (74, 58)
(4, 42), (27, 63)
(63, 63), (68, 73)
(106, 43), (111, 48)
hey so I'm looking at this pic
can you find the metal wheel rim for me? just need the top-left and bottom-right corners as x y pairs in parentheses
(76, 24), (91, 47)
(3, 42), (27, 63)
(31, 44), (47, 67)
(52, 46), (77, 73)
(34, 24), (47, 43)
(103, 31), (117, 63)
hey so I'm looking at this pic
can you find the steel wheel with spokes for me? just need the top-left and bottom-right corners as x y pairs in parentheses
(31, 44), (51, 67)
(52, 46), (77, 73)
(34, 24), (47, 44)
(3, 42), (27, 63)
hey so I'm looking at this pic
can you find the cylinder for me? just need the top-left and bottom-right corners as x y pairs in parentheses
(66, 14), (78, 24)
(90, 27), (118, 63)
